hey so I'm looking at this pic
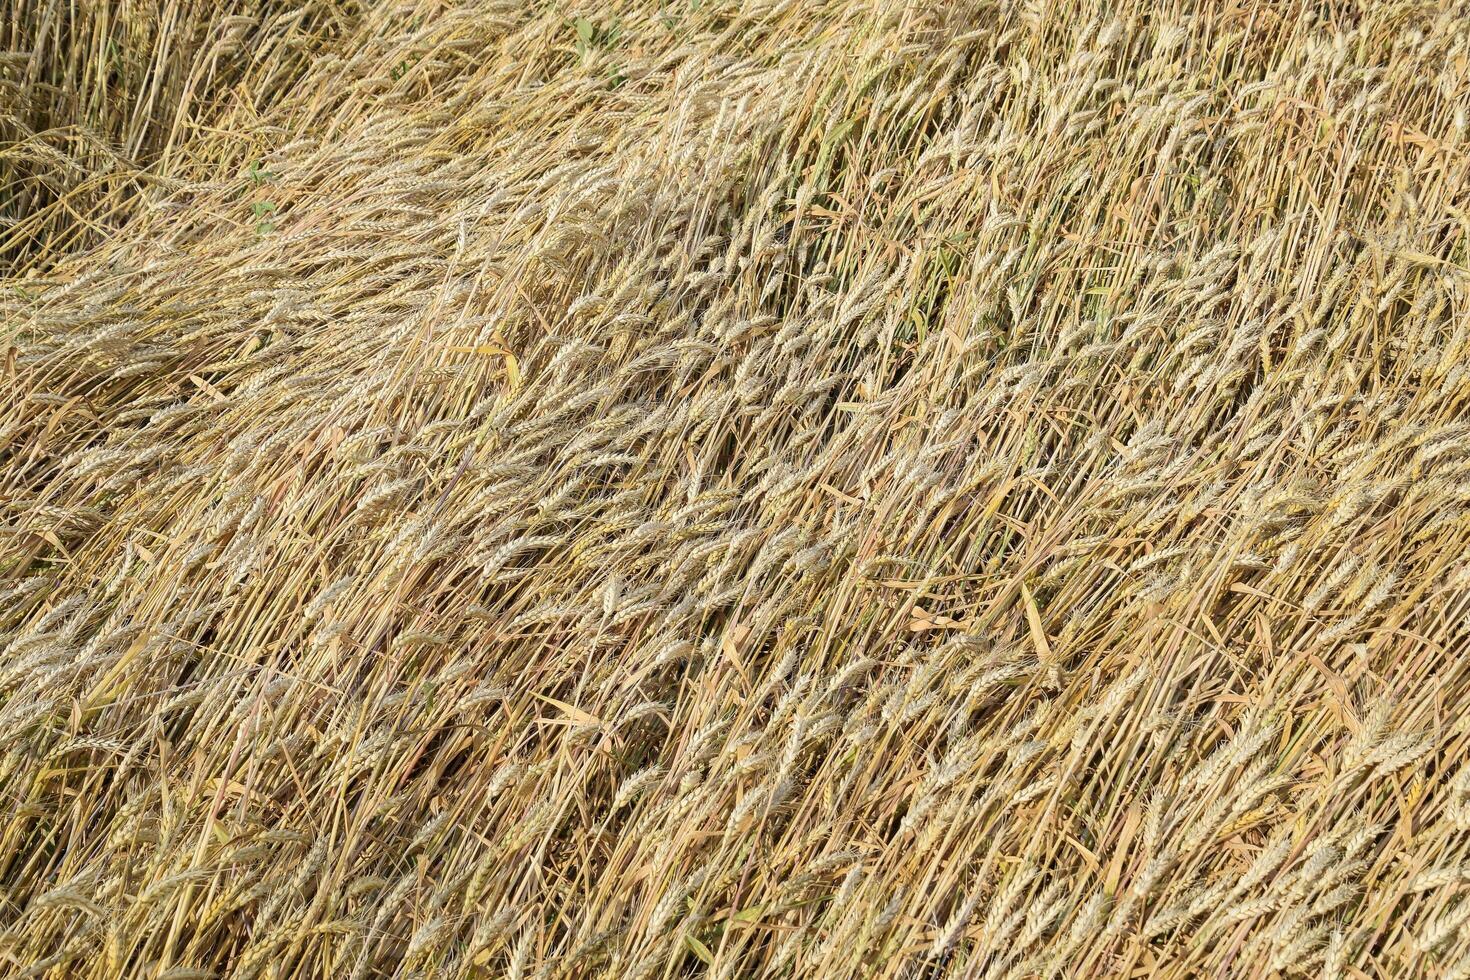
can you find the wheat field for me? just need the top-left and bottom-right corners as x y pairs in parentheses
(2, 0), (1470, 976)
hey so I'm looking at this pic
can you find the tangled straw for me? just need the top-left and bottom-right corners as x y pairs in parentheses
(3, 0), (1470, 976)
